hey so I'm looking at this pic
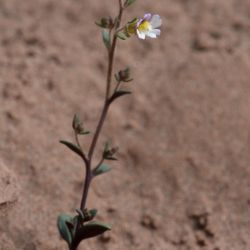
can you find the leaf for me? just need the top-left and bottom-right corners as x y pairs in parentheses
(102, 29), (111, 49)
(95, 17), (113, 29)
(118, 67), (133, 82)
(95, 21), (104, 28)
(72, 114), (81, 130)
(92, 164), (111, 177)
(109, 90), (132, 103)
(79, 130), (90, 135)
(75, 208), (98, 222)
(124, 0), (137, 8)
(104, 141), (109, 152)
(105, 156), (118, 161)
(116, 31), (128, 40)
(88, 209), (98, 219)
(60, 140), (83, 157)
(72, 221), (111, 248)
(57, 214), (74, 246)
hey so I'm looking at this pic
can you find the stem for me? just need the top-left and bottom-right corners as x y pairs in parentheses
(80, 161), (92, 210)
(79, 0), (124, 212)
(87, 102), (109, 162)
(105, 2), (123, 100)
(113, 80), (122, 93)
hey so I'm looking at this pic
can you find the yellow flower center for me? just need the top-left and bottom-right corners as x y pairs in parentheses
(138, 21), (151, 32)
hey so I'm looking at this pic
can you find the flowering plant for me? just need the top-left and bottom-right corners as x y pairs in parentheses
(57, 1), (161, 249)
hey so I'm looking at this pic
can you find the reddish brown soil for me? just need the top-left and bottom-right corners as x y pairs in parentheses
(1, 0), (250, 249)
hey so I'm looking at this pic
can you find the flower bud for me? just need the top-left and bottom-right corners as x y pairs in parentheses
(117, 67), (133, 82)
(72, 114), (89, 135)
(96, 17), (114, 29)
(103, 142), (119, 160)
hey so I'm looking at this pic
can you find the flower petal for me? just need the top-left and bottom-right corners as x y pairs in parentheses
(152, 29), (161, 36)
(136, 29), (146, 39)
(144, 13), (152, 21)
(150, 15), (162, 29)
(146, 32), (157, 38)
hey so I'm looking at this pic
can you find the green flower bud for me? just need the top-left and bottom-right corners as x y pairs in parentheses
(117, 67), (133, 82)
(96, 17), (114, 29)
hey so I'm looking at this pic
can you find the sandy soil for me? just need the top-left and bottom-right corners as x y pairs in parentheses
(0, 0), (250, 249)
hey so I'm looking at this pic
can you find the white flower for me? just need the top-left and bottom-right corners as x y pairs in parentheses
(136, 13), (162, 40)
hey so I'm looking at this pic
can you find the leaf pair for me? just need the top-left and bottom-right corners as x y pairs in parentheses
(57, 212), (111, 249)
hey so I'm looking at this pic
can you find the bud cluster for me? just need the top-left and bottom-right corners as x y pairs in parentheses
(72, 114), (90, 135)
(96, 17), (114, 29)
(103, 142), (119, 161)
(115, 67), (133, 82)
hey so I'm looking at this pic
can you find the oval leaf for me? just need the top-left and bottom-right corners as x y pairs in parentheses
(89, 209), (98, 219)
(57, 214), (74, 246)
(116, 31), (128, 40)
(60, 140), (83, 157)
(72, 221), (111, 248)
(124, 0), (137, 7)
(72, 114), (81, 130)
(92, 164), (111, 177)
(109, 90), (132, 103)
(102, 29), (111, 50)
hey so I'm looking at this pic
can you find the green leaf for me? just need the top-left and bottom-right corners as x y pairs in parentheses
(92, 164), (111, 177)
(105, 156), (118, 161)
(95, 17), (113, 29)
(124, 0), (137, 8)
(79, 130), (90, 135)
(75, 208), (98, 222)
(60, 140), (83, 157)
(72, 114), (81, 130)
(104, 141), (109, 152)
(116, 31), (129, 40)
(102, 29), (111, 49)
(89, 209), (98, 219)
(109, 90), (132, 103)
(118, 67), (133, 82)
(72, 221), (111, 248)
(57, 214), (74, 246)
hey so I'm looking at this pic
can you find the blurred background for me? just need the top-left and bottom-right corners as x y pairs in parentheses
(0, 0), (250, 249)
